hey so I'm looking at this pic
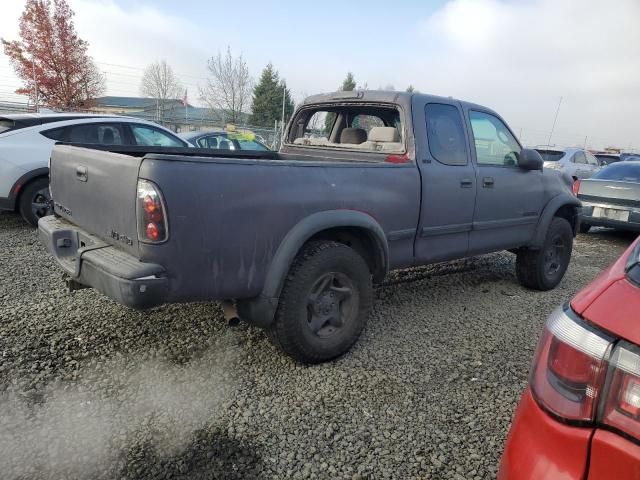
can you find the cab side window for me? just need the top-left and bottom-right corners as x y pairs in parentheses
(573, 151), (587, 164)
(469, 111), (521, 167)
(425, 103), (467, 166)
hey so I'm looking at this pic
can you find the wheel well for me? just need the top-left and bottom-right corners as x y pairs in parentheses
(306, 227), (386, 281)
(14, 174), (48, 211)
(554, 204), (579, 236)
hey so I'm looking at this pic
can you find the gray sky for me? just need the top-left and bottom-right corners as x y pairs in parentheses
(1, 0), (639, 150)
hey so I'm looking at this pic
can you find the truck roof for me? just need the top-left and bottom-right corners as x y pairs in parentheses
(302, 90), (497, 116)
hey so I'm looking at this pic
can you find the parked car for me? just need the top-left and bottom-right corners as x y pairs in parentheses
(179, 130), (270, 151)
(576, 160), (640, 233)
(536, 147), (601, 180)
(499, 235), (640, 480)
(39, 90), (581, 363)
(0, 114), (188, 226)
(620, 152), (640, 161)
(594, 153), (621, 166)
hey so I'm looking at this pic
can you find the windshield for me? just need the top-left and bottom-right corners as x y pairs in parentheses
(535, 149), (565, 162)
(593, 162), (640, 182)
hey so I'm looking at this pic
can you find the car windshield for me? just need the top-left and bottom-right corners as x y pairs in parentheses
(593, 162), (640, 182)
(536, 149), (565, 162)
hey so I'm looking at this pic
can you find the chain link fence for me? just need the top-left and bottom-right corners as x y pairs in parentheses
(0, 100), (286, 150)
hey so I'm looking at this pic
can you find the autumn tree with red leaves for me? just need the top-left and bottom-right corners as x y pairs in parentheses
(2, 0), (105, 110)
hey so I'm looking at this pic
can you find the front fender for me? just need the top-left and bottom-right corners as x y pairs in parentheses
(531, 194), (581, 248)
(237, 209), (389, 328)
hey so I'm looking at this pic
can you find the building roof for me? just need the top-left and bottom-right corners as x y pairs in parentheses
(95, 96), (169, 109)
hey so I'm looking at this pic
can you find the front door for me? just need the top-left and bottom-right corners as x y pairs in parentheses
(413, 99), (477, 263)
(466, 109), (544, 254)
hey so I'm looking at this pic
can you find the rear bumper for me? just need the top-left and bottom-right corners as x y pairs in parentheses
(498, 388), (592, 480)
(587, 430), (640, 479)
(38, 215), (169, 309)
(580, 204), (640, 231)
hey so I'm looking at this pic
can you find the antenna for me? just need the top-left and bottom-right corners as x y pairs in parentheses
(547, 96), (563, 146)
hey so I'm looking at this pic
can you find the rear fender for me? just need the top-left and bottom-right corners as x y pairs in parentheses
(238, 210), (389, 328)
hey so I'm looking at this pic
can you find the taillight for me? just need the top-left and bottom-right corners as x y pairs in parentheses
(530, 306), (612, 421)
(572, 179), (581, 196)
(136, 179), (168, 243)
(602, 344), (640, 439)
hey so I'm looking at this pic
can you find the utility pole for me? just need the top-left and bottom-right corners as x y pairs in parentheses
(281, 84), (286, 141)
(32, 56), (38, 112)
(547, 96), (563, 146)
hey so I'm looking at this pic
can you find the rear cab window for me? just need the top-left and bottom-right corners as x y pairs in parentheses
(286, 103), (406, 159)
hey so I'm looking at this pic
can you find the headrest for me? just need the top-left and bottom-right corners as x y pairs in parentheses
(369, 126), (400, 142)
(340, 128), (367, 144)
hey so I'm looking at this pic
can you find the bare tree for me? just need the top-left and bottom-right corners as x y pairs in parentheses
(200, 47), (252, 124)
(140, 60), (182, 121)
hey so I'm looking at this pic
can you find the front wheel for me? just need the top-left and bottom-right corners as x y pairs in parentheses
(268, 241), (373, 363)
(18, 178), (52, 227)
(516, 217), (573, 291)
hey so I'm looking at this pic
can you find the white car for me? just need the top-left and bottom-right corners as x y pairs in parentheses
(534, 146), (601, 180)
(0, 114), (188, 226)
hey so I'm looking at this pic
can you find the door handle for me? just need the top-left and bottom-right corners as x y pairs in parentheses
(460, 178), (473, 188)
(75, 165), (88, 182)
(482, 177), (494, 188)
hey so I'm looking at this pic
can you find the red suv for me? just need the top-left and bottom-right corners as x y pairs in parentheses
(499, 235), (640, 479)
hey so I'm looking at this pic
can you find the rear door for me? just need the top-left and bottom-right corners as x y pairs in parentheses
(465, 109), (544, 253)
(413, 98), (477, 263)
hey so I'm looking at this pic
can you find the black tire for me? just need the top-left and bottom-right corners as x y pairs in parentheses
(516, 217), (573, 291)
(18, 177), (52, 227)
(579, 222), (591, 234)
(268, 241), (373, 363)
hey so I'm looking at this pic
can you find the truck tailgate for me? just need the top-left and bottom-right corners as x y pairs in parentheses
(50, 145), (141, 255)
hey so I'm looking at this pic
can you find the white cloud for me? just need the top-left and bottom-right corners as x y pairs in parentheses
(406, 0), (640, 149)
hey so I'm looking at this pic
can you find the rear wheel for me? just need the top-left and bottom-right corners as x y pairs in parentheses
(516, 217), (573, 291)
(18, 178), (52, 227)
(268, 241), (373, 363)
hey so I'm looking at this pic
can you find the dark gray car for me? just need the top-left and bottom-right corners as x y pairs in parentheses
(577, 161), (640, 232)
(39, 91), (580, 363)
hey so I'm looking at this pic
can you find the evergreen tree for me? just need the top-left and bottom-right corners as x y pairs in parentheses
(341, 72), (356, 91)
(250, 63), (294, 127)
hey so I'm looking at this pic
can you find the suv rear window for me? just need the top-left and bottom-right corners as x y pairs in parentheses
(288, 105), (404, 155)
(536, 150), (565, 162)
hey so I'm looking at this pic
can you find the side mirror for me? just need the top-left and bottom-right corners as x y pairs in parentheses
(518, 148), (543, 171)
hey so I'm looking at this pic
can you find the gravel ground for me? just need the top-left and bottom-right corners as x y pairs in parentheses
(0, 211), (636, 480)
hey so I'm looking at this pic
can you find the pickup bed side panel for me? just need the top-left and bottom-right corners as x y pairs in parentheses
(137, 159), (421, 302)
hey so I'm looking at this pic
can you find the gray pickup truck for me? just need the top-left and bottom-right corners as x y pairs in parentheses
(39, 91), (580, 363)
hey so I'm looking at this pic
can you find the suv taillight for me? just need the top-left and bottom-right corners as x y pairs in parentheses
(602, 344), (640, 439)
(136, 179), (168, 243)
(530, 306), (612, 421)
